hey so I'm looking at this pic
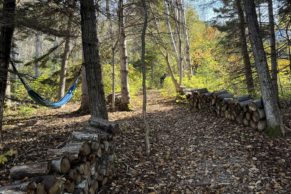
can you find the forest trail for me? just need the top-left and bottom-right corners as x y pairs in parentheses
(1, 90), (291, 193)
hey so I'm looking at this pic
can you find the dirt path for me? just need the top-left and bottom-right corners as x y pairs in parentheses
(1, 90), (291, 194)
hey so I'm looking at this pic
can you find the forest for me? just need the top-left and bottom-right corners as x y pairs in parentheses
(0, 0), (291, 193)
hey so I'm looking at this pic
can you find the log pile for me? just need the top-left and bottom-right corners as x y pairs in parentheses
(0, 124), (116, 194)
(185, 88), (267, 131)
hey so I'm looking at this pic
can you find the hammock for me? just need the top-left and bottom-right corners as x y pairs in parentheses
(11, 61), (81, 108)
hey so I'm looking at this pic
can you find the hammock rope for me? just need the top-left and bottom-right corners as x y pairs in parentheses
(10, 61), (82, 108)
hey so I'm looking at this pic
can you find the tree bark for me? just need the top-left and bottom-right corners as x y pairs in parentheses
(0, 0), (16, 140)
(78, 68), (90, 114)
(173, 0), (183, 85)
(141, 0), (150, 156)
(236, 0), (255, 95)
(180, 0), (192, 78)
(244, 0), (282, 136)
(34, 32), (41, 77)
(268, 0), (279, 103)
(80, 0), (108, 119)
(118, 0), (131, 111)
(164, 0), (180, 74)
(58, 10), (73, 99)
(107, 0), (116, 111)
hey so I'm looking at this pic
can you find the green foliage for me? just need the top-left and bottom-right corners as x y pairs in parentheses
(0, 149), (16, 165)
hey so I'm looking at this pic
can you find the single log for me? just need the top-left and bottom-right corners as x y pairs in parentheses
(10, 162), (50, 180)
(245, 112), (251, 120)
(0, 182), (31, 194)
(48, 142), (91, 161)
(235, 95), (252, 102)
(89, 117), (119, 134)
(30, 176), (64, 194)
(68, 169), (81, 184)
(50, 157), (70, 174)
(72, 131), (100, 142)
(250, 120), (258, 129)
(258, 120), (267, 131)
(77, 162), (91, 177)
(64, 180), (75, 193)
(243, 118), (249, 126)
(252, 109), (266, 122)
(192, 88), (208, 94)
(248, 99), (263, 111)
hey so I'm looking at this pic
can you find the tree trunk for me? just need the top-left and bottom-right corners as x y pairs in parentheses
(236, 0), (255, 95)
(268, 0), (279, 103)
(58, 12), (73, 99)
(244, 0), (282, 136)
(80, 0), (108, 119)
(141, 0), (150, 156)
(118, 0), (130, 111)
(180, 0), (192, 78)
(35, 32), (41, 77)
(173, 0), (183, 85)
(78, 68), (90, 114)
(107, 0), (116, 111)
(0, 0), (16, 140)
(164, 0), (180, 73)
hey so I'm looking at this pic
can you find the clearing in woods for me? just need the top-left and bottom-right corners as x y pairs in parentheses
(1, 90), (291, 193)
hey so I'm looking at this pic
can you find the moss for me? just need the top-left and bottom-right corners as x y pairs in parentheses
(265, 126), (282, 137)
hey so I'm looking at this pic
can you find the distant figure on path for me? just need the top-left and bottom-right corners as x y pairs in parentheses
(160, 73), (167, 87)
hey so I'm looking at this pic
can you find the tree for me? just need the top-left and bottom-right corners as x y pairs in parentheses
(268, 0), (279, 103)
(243, 0), (282, 136)
(58, 1), (75, 99)
(118, 0), (131, 111)
(0, 0), (16, 139)
(80, 0), (108, 119)
(236, 0), (255, 95)
(141, 0), (150, 156)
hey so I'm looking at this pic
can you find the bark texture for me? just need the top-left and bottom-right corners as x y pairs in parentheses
(236, 0), (255, 95)
(118, 0), (130, 111)
(78, 68), (90, 114)
(59, 12), (73, 99)
(244, 0), (282, 136)
(80, 0), (108, 119)
(141, 0), (150, 156)
(268, 0), (279, 103)
(0, 0), (16, 138)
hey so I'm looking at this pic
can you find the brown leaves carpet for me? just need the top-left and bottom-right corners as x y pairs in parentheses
(1, 90), (291, 194)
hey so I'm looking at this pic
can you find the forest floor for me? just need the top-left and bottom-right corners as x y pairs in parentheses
(1, 90), (291, 194)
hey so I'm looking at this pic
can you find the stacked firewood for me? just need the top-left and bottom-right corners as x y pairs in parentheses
(0, 119), (117, 194)
(185, 88), (267, 131)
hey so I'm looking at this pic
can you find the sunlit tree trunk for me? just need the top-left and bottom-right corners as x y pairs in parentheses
(164, 0), (179, 72)
(268, 0), (279, 103)
(180, 0), (192, 78)
(58, 9), (73, 99)
(236, 0), (255, 95)
(141, 0), (150, 156)
(80, 0), (108, 119)
(0, 0), (16, 139)
(173, 0), (183, 84)
(118, 0), (130, 111)
(244, 0), (283, 136)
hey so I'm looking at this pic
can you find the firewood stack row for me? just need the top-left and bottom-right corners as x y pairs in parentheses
(185, 88), (267, 131)
(0, 119), (117, 194)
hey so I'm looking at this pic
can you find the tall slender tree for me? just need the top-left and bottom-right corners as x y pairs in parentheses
(268, 0), (279, 103)
(0, 0), (16, 139)
(141, 0), (150, 156)
(80, 0), (108, 119)
(118, 0), (131, 111)
(236, 0), (255, 95)
(58, 2), (74, 99)
(244, 0), (282, 136)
